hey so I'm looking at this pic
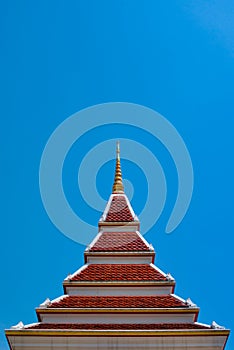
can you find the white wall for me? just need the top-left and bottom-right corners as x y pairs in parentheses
(66, 286), (173, 296)
(8, 334), (228, 350)
(40, 312), (195, 324)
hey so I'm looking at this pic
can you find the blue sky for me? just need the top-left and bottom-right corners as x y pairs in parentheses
(1, 1), (234, 349)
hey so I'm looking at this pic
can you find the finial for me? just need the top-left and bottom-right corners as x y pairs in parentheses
(112, 141), (124, 193)
(116, 140), (120, 158)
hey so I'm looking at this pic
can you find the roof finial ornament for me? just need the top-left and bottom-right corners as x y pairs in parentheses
(112, 141), (124, 194)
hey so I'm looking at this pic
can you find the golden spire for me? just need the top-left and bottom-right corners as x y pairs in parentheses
(112, 141), (124, 193)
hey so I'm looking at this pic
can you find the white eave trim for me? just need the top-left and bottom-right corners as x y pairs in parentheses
(150, 264), (168, 278)
(124, 194), (139, 222)
(64, 264), (89, 282)
(171, 294), (198, 309)
(85, 231), (104, 252)
(136, 231), (154, 251)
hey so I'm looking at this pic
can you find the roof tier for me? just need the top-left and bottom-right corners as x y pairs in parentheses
(67, 264), (167, 282)
(99, 194), (138, 224)
(45, 295), (188, 309)
(88, 231), (151, 252)
(26, 323), (210, 330)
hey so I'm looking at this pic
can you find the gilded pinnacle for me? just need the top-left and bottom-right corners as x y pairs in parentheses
(112, 141), (124, 193)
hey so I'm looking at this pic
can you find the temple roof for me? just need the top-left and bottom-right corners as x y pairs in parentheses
(6, 142), (229, 349)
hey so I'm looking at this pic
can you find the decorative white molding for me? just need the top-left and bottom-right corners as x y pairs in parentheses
(148, 243), (154, 251)
(185, 298), (197, 308)
(211, 321), (225, 330)
(64, 264), (88, 281)
(39, 298), (51, 308)
(10, 321), (24, 330)
(65, 274), (72, 281)
(165, 273), (175, 281)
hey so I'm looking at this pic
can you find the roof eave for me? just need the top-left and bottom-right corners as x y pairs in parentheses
(5, 328), (230, 337)
(98, 221), (140, 229)
(36, 307), (200, 315)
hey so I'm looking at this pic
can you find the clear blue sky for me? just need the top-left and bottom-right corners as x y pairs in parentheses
(1, 1), (234, 349)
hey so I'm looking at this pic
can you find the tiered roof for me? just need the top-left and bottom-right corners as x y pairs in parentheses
(6, 142), (229, 350)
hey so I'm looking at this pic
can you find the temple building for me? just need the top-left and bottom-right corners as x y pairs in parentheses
(6, 143), (229, 349)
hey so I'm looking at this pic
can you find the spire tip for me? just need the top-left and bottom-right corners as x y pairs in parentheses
(112, 141), (124, 194)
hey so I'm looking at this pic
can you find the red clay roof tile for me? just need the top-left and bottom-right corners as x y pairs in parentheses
(49, 295), (186, 309)
(70, 264), (167, 282)
(89, 232), (149, 252)
(27, 323), (210, 330)
(104, 196), (134, 222)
